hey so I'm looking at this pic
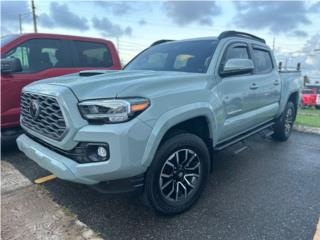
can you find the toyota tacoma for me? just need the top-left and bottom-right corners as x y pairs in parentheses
(17, 31), (301, 215)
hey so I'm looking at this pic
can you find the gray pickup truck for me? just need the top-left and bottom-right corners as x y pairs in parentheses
(17, 31), (301, 215)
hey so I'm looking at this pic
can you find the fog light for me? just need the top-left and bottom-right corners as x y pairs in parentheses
(97, 146), (107, 158)
(86, 143), (110, 162)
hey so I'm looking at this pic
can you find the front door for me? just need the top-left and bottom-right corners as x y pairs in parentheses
(1, 38), (73, 128)
(217, 42), (259, 141)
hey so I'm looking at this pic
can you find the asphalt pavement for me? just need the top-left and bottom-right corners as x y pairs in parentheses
(2, 131), (320, 240)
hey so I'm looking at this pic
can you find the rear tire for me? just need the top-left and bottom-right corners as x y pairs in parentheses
(272, 101), (296, 141)
(142, 132), (210, 215)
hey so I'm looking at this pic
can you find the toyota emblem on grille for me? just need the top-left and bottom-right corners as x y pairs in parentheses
(29, 99), (40, 120)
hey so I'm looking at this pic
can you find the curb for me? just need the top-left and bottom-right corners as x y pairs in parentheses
(1, 161), (104, 240)
(293, 125), (320, 135)
(74, 219), (104, 240)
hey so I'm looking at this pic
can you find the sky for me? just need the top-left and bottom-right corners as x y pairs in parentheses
(1, 0), (320, 80)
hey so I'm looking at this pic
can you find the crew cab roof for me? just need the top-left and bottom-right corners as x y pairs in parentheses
(154, 31), (267, 47)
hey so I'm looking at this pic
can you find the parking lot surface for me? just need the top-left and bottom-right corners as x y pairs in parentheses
(2, 131), (320, 240)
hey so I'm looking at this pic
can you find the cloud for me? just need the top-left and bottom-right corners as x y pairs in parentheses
(139, 19), (147, 26)
(163, 1), (221, 26)
(1, 25), (11, 36)
(309, 1), (320, 13)
(39, 2), (89, 31)
(92, 17), (132, 37)
(276, 33), (320, 73)
(301, 33), (320, 74)
(1, 0), (32, 34)
(304, 34), (320, 51)
(233, 1), (311, 34)
(293, 30), (308, 38)
(93, 1), (132, 16)
(38, 13), (54, 28)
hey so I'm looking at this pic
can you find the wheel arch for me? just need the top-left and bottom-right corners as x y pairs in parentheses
(278, 90), (300, 119)
(287, 91), (299, 119)
(141, 103), (216, 167)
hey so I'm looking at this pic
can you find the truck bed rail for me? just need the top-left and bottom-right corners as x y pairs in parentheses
(278, 62), (301, 72)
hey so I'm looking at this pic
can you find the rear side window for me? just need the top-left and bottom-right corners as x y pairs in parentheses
(253, 48), (273, 74)
(5, 38), (71, 73)
(73, 41), (113, 68)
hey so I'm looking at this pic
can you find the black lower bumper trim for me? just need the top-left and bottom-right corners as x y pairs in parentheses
(1, 127), (24, 145)
(90, 174), (145, 195)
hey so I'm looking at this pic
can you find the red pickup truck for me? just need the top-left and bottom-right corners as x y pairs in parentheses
(1, 33), (122, 145)
(301, 88), (317, 107)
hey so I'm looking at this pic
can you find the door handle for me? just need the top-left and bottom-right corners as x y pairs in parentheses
(250, 83), (258, 90)
(273, 80), (280, 86)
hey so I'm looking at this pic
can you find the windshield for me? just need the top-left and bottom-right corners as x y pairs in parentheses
(1, 34), (19, 48)
(125, 39), (218, 73)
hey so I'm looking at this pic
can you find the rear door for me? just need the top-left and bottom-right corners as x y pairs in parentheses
(250, 45), (280, 123)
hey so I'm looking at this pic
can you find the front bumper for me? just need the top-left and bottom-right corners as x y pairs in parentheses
(17, 134), (96, 184)
(17, 117), (152, 185)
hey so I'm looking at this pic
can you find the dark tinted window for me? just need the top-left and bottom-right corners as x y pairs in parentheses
(73, 41), (113, 67)
(5, 38), (71, 73)
(253, 48), (273, 73)
(125, 40), (218, 73)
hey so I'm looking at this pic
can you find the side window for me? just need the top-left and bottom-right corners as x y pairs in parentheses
(253, 48), (273, 74)
(5, 45), (30, 71)
(73, 41), (113, 67)
(219, 43), (250, 76)
(224, 45), (249, 62)
(5, 38), (69, 73)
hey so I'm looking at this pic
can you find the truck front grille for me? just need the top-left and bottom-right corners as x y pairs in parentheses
(21, 92), (67, 141)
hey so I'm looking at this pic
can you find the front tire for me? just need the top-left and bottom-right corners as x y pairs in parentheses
(272, 101), (296, 141)
(143, 132), (210, 215)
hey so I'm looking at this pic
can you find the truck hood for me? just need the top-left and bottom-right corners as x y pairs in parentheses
(32, 70), (207, 101)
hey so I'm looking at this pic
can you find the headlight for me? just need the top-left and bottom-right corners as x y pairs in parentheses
(78, 98), (150, 123)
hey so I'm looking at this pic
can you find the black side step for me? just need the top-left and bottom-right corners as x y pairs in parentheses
(214, 122), (274, 151)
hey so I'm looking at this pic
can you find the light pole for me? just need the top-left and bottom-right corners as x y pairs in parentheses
(19, 14), (22, 33)
(31, 0), (38, 33)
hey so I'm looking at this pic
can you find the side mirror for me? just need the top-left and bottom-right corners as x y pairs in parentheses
(1, 58), (22, 74)
(221, 58), (254, 77)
